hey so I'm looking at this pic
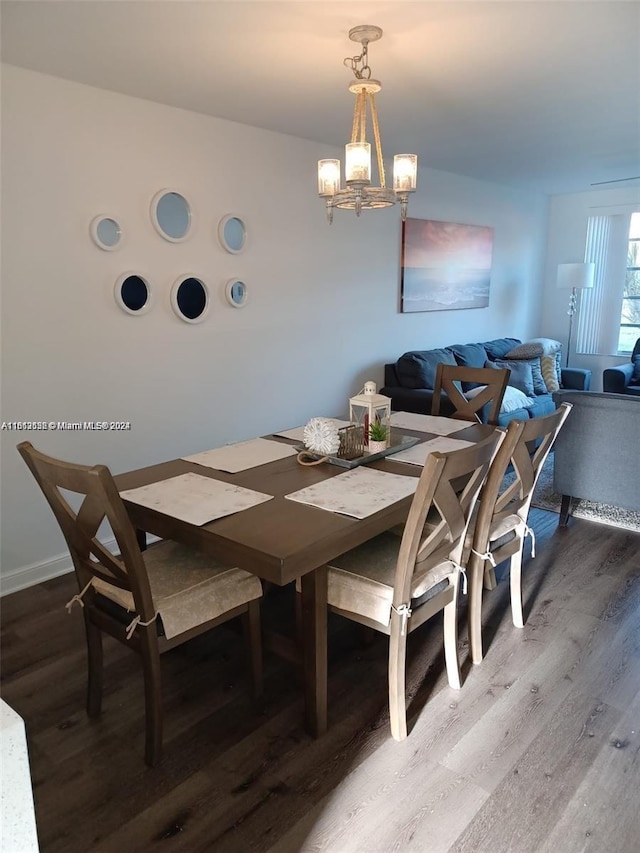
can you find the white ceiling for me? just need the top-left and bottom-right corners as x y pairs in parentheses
(2, 0), (639, 195)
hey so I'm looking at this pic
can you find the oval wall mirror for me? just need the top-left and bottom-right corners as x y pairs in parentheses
(150, 190), (192, 242)
(218, 214), (247, 254)
(171, 275), (209, 323)
(114, 273), (151, 315)
(91, 215), (122, 251)
(225, 278), (248, 308)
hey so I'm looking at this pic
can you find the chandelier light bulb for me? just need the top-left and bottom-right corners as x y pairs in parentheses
(345, 142), (371, 184)
(393, 154), (418, 192)
(318, 159), (340, 196)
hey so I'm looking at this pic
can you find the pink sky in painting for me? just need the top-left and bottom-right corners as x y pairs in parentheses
(403, 219), (493, 269)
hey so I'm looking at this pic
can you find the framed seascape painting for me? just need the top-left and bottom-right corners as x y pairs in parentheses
(400, 218), (494, 312)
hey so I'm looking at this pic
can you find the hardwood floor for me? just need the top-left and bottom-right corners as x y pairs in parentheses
(2, 508), (640, 852)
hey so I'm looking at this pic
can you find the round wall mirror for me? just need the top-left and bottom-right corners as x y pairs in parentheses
(114, 273), (151, 315)
(218, 214), (247, 254)
(225, 279), (248, 308)
(150, 190), (192, 242)
(90, 215), (122, 251)
(171, 275), (209, 323)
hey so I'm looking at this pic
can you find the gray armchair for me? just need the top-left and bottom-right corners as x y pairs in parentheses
(551, 390), (640, 525)
(602, 338), (640, 396)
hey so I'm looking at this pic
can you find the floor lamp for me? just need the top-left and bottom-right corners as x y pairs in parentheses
(557, 262), (595, 368)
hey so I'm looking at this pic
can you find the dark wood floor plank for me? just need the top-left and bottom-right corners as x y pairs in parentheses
(2, 511), (640, 853)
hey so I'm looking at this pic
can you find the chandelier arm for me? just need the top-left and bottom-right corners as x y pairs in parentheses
(369, 94), (386, 188)
(359, 90), (367, 144)
(350, 91), (360, 144)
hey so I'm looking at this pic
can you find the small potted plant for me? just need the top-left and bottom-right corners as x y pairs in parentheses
(368, 417), (389, 453)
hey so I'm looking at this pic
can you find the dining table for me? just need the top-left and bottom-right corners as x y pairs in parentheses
(115, 418), (493, 738)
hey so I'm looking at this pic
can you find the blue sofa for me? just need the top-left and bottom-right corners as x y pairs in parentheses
(381, 337), (592, 427)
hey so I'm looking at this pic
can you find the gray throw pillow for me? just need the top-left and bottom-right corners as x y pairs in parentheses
(504, 345), (548, 395)
(485, 358), (535, 397)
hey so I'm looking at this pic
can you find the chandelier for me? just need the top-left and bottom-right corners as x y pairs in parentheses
(317, 25), (418, 224)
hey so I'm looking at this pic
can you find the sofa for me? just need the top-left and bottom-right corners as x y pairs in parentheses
(381, 337), (592, 427)
(602, 337), (640, 396)
(551, 390), (640, 524)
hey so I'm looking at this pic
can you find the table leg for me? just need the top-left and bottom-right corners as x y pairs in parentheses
(300, 565), (328, 737)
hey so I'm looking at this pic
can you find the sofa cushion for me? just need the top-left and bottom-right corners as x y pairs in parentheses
(524, 394), (556, 418)
(396, 349), (457, 390)
(448, 342), (488, 369)
(483, 338), (521, 360)
(485, 358), (536, 397)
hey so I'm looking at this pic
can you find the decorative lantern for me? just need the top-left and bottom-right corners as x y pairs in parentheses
(349, 381), (391, 448)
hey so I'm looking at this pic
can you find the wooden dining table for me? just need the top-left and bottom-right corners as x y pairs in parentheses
(115, 421), (492, 738)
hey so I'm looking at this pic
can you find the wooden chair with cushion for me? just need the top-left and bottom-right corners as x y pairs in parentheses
(431, 363), (510, 425)
(466, 402), (572, 664)
(17, 441), (263, 766)
(317, 430), (505, 741)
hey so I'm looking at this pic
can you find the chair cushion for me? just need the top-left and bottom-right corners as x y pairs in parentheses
(326, 532), (455, 626)
(396, 349), (457, 390)
(91, 540), (262, 639)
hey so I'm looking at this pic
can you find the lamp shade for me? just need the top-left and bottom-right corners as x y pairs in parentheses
(556, 262), (595, 290)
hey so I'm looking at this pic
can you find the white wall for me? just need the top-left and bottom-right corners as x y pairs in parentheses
(0, 65), (547, 592)
(541, 186), (640, 390)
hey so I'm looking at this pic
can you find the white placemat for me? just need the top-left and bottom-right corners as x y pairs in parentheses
(392, 436), (474, 467)
(183, 437), (298, 473)
(274, 419), (351, 443)
(284, 466), (418, 519)
(120, 472), (273, 526)
(390, 412), (473, 435)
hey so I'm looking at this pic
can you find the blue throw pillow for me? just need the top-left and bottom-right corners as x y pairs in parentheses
(485, 358), (535, 397)
(483, 338), (521, 360)
(396, 349), (457, 390)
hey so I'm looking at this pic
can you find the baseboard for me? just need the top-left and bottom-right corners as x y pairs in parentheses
(0, 535), (160, 597)
(1, 552), (75, 596)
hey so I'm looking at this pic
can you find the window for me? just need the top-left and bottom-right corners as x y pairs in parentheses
(576, 210), (638, 357)
(619, 212), (640, 352)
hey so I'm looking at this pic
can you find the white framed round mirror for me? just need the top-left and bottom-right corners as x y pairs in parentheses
(90, 215), (122, 251)
(218, 214), (247, 254)
(225, 278), (248, 308)
(170, 275), (209, 323)
(150, 189), (192, 242)
(114, 272), (152, 316)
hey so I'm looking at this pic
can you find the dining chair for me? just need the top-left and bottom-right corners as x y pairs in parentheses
(466, 402), (572, 664)
(431, 363), (511, 425)
(314, 429), (505, 741)
(17, 441), (263, 766)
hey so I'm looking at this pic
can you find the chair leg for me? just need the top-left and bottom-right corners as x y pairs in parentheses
(139, 629), (163, 767)
(84, 615), (103, 718)
(467, 555), (485, 666)
(509, 547), (525, 628)
(242, 600), (263, 701)
(559, 494), (572, 527)
(443, 582), (462, 689)
(388, 614), (409, 741)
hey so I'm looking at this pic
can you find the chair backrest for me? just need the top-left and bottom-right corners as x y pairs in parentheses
(471, 402), (573, 552)
(17, 441), (155, 620)
(393, 429), (506, 609)
(431, 363), (510, 425)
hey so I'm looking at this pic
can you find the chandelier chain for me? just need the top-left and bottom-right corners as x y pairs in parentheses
(343, 41), (372, 80)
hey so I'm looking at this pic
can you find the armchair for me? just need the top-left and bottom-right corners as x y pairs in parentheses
(602, 338), (640, 396)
